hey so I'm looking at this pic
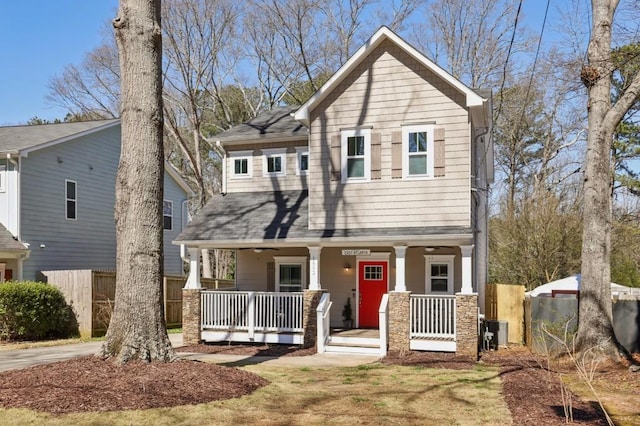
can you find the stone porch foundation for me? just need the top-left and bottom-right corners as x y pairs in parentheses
(455, 293), (479, 360)
(182, 289), (202, 346)
(302, 290), (324, 348)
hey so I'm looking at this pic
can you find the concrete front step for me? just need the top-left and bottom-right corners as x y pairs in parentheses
(323, 343), (381, 355)
(328, 335), (380, 346)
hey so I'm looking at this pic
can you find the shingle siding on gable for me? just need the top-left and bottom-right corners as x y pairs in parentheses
(307, 39), (471, 231)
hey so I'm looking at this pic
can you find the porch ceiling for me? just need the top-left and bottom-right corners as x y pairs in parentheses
(175, 190), (473, 249)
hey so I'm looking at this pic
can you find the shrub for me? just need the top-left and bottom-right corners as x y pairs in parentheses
(0, 281), (79, 341)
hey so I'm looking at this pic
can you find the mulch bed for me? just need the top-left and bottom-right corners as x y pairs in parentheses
(179, 342), (317, 357)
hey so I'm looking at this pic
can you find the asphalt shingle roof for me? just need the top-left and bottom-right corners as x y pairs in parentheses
(0, 119), (119, 154)
(215, 106), (307, 143)
(176, 190), (471, 246)
(0, 224), (28, 252)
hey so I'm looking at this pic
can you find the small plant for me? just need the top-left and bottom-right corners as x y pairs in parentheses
(342, 297), (353, 328)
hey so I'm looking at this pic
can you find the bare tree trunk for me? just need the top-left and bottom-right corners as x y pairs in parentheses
(101, 0), (175, 363)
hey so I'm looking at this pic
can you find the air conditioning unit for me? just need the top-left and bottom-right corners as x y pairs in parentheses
(485, 320), (508, 349)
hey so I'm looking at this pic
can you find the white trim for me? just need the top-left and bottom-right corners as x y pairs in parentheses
(274, 256), (308, 292)
(163, 200), (173, 230)
(0, 163), (5, 192)
(262, 148), (287, 177)
(341, 128), (371, 183)
(65, 179), (77, 221)
(296, 147), (309, 176)
(425, 254), (455, 294)
(293, 27), (485, 126)
(229, 150), (253, 179)
(402, 124), (434, 179)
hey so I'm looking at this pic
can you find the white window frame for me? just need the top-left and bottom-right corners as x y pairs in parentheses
(295, 147), (309, 176)
(402, 124), (434, 179)
(274, 256), (307, 292)
(163, 200), (173, 230)
(65, 179), (77, 221)
(0, 164), (5, 192)
(262, 148), (287, 177)
(230, 150), (253, 179)
(341, 128), (371, 183)
(424, 254), (455, 294)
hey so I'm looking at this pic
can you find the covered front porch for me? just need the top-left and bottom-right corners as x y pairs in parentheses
(181, 243), (479, 358)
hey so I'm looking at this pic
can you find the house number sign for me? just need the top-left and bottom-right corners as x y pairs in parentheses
(342, 249), (370, 256)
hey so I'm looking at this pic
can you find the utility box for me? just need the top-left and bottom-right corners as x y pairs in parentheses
(486, 320), (509, 348)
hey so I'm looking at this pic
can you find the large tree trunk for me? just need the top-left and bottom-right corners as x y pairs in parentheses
(577, 0), (617, 356)
(101, 0), (175, 363)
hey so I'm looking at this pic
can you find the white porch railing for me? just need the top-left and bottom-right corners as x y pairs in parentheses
(378, 293), (389, 356)
(201, 291), (304, 335)
(316, 293), (332, 353)
(410, 295), (456, 351)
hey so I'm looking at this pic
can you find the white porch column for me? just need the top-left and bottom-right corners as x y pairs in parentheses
(184, 247), (202, 289)
(460, 245), (474, 294)
(308, 246), (322, 290)
(393, 245), (407, 292)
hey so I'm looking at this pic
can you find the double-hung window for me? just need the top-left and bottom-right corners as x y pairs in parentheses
(262, 148), (287, 177)
(402, 124), (434, 178)
(425, 254), (454, 294)
(296, 147), (309, 176)
(163, 200), (173, 230)
(341, 128), (371, 183)
(65, 180), (77, 220)
(230, 151), (253, 179)
(274, 256), (307, 292)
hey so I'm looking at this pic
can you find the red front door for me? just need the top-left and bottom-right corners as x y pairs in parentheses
(358, 261), (388, 328)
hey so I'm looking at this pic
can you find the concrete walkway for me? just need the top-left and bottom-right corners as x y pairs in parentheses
(0, 334), (380, 371)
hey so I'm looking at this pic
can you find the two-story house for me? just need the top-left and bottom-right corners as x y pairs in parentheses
(176, 27), (493, 357)
(0, 119), (193, 281)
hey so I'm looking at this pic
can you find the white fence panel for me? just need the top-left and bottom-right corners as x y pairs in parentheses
(410, 295), (456, 339)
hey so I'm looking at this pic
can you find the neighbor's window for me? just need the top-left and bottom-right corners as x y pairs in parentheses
(425, 255), (454, 294)
(274, 256), (307, 292)
(262, 148), (287, 177)
(402, 124), (434, 178)
(341, 128), (371, 182)
(65, 180), (77, 220)
(163, 200), (173, 230)
(296, 147), (309, 175)
(230, 151), (253, 178)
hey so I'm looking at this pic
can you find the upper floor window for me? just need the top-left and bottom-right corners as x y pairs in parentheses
(425, 254), (454, 294)
(402, 124), (434, 178)
(0, 164), (5, 192)
(65, 180), (77, 220)
(341, 128), (371, 183)
(263, 148), (287, 177)
(230, 150), (253, 179)
(163, 200), (173, 230)
(274, 256), (307, 292)
(296, 147), (309, 176)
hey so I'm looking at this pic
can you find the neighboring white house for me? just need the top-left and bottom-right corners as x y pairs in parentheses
(0, 119), (193, 281)
(175, 27), (494, 357)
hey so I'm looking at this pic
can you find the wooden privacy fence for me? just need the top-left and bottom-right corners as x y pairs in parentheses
(42, 270), (234, 337)
(485, 283), (525, 344)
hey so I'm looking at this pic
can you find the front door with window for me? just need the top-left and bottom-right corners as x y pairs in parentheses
(358, 261), (388, 328)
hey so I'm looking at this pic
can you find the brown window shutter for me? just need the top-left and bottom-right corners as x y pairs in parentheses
(267, 262), (275, 292)
(434, 128), (445, 177)
(330, 135), (341, 181)
(391, 131), (402, 179)
(371, 132), (381, 180)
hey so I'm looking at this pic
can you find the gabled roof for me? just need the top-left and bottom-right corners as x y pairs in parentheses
(0, 223), (28, 252)
(215, 105), (307, 145)
(294, 26), (488, 127)
(0, 119), (120, 155)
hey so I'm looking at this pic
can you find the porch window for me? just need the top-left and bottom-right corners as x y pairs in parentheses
(296, 147), (309, 175)
(402, 124), (434, 178)
(341, 128), (371, 182)
(274, 256), (307, 292)
(163, 200), (173, 230)
(65, 179), (77, 220)
(425, 254), (454, 294)
(263, 148), (287, 177)
(230, 150), (253, 178)
(364, 265), (383, 280)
